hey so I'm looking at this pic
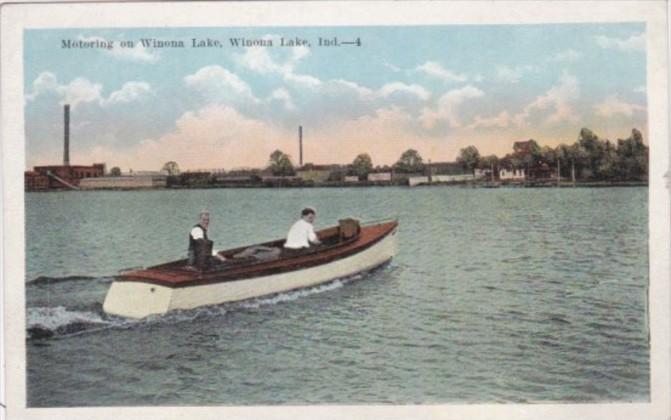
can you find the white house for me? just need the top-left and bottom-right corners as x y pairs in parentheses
(499, 168), (525, 180)
(473, 169), (488, 179)
(367, 172), (392, 182)
(408, 176), (430, 187)
(432, 174), (475, 183)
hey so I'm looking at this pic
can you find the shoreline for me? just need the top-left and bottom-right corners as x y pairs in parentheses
(26, 180), (648, 192)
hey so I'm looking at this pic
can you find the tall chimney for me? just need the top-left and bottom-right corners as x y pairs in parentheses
(63, 104), (70, 166)
(299, 125), (303, 166)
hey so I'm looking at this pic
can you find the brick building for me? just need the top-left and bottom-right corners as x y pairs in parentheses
(25, 163), (105, 191)
(24, 104), (106, 191)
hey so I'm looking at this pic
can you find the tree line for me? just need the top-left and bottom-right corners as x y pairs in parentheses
(153, 127), (647, 181)
(454, 128), (647, 180)
(264, 148), (427, 178)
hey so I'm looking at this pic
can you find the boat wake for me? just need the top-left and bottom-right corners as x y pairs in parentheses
(27, 275), (98, 286)
(239, 263), (390, 309)
(26, 264), (392, 341)
(26, 306), (122, 340)
(240, 278), (348, 309)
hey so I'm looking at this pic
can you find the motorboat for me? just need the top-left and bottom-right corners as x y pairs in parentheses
(103, 218), (398, 319)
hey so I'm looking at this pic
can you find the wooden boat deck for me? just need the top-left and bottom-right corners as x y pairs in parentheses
(117, 220), (398, 288)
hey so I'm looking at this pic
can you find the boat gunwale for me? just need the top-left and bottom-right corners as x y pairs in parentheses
(116, 220), (398, 288)
(151, 226), (358, 272)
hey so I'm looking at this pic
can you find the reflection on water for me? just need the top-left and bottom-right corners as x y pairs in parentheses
(26, 187), (649, 405)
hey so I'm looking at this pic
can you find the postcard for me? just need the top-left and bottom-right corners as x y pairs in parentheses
(1, 1), (669, 419)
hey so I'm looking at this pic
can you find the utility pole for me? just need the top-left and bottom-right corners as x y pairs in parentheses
(427, 159), (432, 183)
(63, 104), (70, 166)
(298, 126), (303, 167)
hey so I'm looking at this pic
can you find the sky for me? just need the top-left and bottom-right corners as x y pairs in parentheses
(24, 23), (647, 172)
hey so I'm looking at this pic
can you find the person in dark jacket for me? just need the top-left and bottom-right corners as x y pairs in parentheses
(188, 210), (226, 266)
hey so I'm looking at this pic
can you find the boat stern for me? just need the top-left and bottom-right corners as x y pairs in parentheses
(103, 279), (173, 319)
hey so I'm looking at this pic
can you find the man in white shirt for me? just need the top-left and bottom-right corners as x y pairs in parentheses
(284, 207), (322, 249)
(188, 210), (226, 266)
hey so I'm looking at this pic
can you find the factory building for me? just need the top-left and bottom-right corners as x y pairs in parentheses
(25, 164), (106, 191)
(79, 175), (166, 190)
(25, 104), (106, 191)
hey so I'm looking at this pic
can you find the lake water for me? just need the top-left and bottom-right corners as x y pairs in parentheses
(25, 187), (649, 406)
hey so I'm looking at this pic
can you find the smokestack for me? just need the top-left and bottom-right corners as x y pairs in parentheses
(299, 125), (303, 166)
(63, 104), (70, 166)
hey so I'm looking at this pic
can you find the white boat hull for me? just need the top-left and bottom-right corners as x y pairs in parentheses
(103, 228), (397, 319)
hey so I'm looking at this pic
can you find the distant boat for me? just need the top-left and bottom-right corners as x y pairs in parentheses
(103, 219), (398, 319)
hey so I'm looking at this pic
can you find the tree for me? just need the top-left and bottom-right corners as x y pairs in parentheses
(477, 154), (499, 180)
(268, 150), (295, 176)
(394, 149), (425, 173)
(457, 145), (481, 174)
(479, 154), (499, 169)
(514, 139), (542, 169)
(571, 143), (590, 179)
(540, 146), (558, 164)
(351, 153), (373, 179)
(616, 128), (648, 179)
(162, 161), (180, 176)
(555, 144), (582, 176)
(578, 128), (607, 178)
(597, 140), (619, 179)
(501, 153), (523, 170)
(578, 128), (601, 152)
(109, 167), (121, 177)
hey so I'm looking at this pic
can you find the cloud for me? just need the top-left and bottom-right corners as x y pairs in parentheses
(79, 36), (160, 62)
(308, 106), (502, 166)
(268, 88), (295, 110)
(308, 106), (419, 164)
(468, 111), (512, 129)
(184, 65), (260, 105)
(420, 85), (484, 129)
(495, 65), (538, 84)
(548, 49), (582, 63)
(26, 72), (151, 109)
(327, 79), (374, 98)
(183, 60), (433, 133)
(384, 62), (402, 72)
(236, 41), (431, 102)
(102, 81), (152, 106)
(290, 45), (310, 63)
(594, 96), (646, 117)
(235, 43), (285, 74)
(415, 61), (467, 82)
(61, 78), (103, 108)
(378, 82), (431, 101)
(595, 33), (645, 52)
(284, 72), (323, 88)
(234, 36), (432, 109)
(26, 72), (60, 101)
(112, 105), (295, 170)
(234, 37), (320, 89)
(513, 73), (579, 126)
(68, 104), (469, 170)
(300, 77), (430, 104)
(234, 41), (434, 121)
(109, 43), (160, 63)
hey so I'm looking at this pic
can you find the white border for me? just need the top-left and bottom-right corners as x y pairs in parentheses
(2, 2), (669, 419)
